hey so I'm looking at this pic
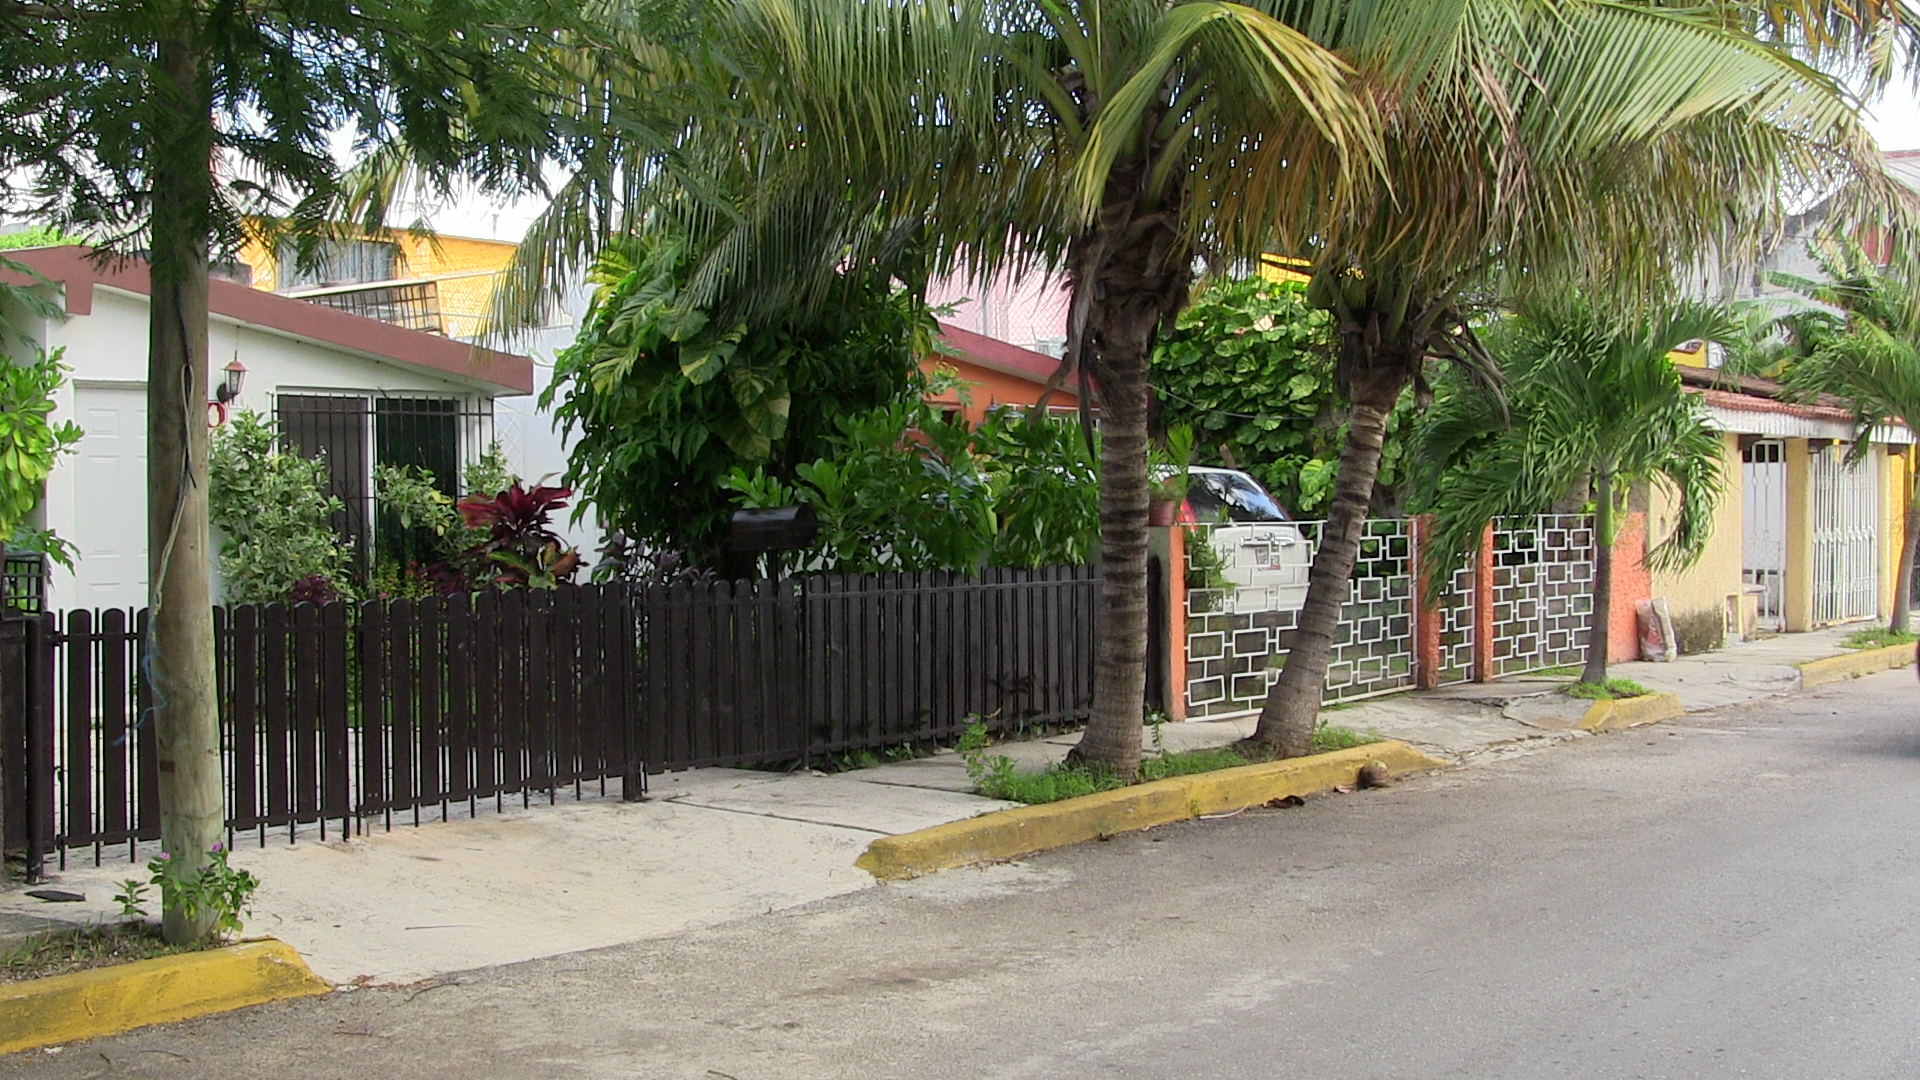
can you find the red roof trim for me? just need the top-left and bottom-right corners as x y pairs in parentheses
(0, 246), (533, 395)
(934, 321), (1068, 385)
(1694, 387), (1856, 423)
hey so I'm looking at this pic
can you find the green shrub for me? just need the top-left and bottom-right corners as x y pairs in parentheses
(1565, 678), (1654, 700)
(209, 411), (352, 604)
(0, 347), (82, 565)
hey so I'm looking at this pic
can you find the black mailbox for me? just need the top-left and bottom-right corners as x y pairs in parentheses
(729, 505), (819, 553)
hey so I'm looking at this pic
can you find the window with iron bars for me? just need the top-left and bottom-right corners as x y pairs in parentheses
(274, 393), (496, 575)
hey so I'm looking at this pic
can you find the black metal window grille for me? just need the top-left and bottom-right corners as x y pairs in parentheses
(274, 393), (496, 573)
(296, 281), (444, 334)
(3, 551), (46, 615)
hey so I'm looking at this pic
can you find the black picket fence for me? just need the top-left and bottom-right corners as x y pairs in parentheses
(1, 566), (1098, 876)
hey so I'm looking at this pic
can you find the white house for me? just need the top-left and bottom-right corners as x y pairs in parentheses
(1, 245), (534, 612)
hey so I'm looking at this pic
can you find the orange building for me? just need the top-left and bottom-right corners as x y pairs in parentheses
(923, 321), (1082, 425)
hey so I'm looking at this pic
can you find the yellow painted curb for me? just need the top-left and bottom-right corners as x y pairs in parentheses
(0, 938), (329, 1056)
(1798, 642), (1917, 688)
(1578, 691), (1684, 733)
(854, 740), (1448, 881)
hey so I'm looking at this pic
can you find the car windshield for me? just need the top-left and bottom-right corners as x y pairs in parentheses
(1187, 471), (1289, 523)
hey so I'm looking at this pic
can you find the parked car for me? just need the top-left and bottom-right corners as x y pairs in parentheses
(1174, 466), (1311, 612)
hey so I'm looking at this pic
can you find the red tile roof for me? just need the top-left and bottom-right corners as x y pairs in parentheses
(935, 321), (1068, 385)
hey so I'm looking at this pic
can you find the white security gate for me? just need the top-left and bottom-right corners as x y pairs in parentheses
(1741, 440), (1787, 630)
(1182, 518), (1418, 716)
(1489, 515), (1595, 676)
(1811, 442), (1880, 625)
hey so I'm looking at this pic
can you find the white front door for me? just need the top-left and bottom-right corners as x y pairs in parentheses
(69, 385), (149, 611)
(1742, 440), (1787, 630)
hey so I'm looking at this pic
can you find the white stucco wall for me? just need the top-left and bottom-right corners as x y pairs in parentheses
(484, 305), (599, 560)
(27, 285), (507, 612)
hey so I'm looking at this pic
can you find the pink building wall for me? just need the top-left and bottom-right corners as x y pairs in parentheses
(925, 272), (1070, 358)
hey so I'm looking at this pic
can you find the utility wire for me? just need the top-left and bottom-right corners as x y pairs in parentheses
(1149, 382), (1299, 424)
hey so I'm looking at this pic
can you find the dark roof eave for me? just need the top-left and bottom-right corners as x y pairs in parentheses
(0, 245), (534, 395)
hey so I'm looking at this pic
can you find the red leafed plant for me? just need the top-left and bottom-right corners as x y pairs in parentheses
(457, 482), (583, 589)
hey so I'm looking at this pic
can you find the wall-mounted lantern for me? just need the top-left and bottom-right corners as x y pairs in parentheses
(216, 358), (247, 404)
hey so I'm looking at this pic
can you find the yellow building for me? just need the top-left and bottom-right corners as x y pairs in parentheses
(238, 231), (518, 341)
(1647, 354), (1914, 640)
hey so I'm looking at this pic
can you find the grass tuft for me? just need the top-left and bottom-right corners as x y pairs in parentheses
(1309, 723), (1381, 754)
(1, 924), (201, 984)
(1565, 677), (1654, 700)
(1838, 626), (1918, 650)
(966, 721), (1383, 805)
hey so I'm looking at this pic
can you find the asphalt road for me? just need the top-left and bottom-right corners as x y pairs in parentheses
(8, 669), (1920, 1080)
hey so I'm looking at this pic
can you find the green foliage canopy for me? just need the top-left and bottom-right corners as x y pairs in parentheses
(0, 1), (602, 264)
(1411, 296), (1730, 583)
(0, 348), (83, 565)
(544, 235), (930, 568)
(724, 403), (1100, 574)
(1775, 243), (1920, 458)
(1150, 277), (1417, 518)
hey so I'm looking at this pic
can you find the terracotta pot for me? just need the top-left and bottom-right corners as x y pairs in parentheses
(1146, 499), (1179, 527)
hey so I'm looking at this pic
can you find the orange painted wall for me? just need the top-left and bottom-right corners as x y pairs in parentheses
(1609, 512), (1652, 663)
(921, 355), (1078, 425)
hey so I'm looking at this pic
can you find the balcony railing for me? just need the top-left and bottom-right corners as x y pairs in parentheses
(288, 279), (445, 334)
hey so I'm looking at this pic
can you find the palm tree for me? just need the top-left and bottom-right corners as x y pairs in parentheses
(1775, 244), (1920, 632)
(1412, 297), (1729, 685)
(496, 0), (1905, 774)
(1243, 3), (1913, 756)
(499, 0), (1381, 777)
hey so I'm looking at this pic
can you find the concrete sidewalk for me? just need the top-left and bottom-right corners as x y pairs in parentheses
(0, 623), (1891, 985)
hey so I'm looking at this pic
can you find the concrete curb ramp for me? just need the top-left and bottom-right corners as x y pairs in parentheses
(1798, 642), (1917, 688)
(0, 938), (328, 1056)
(855, 741), (1448, 881)
(1579, 692), (1684, 732)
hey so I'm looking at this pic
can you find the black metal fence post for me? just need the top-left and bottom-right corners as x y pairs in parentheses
(24, 612), (54, 883)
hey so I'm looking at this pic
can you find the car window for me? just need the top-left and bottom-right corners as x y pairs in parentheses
(1187, 472), (1289, 523)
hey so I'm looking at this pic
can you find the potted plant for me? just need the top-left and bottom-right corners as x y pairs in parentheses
(1147, 423), (1195, 527)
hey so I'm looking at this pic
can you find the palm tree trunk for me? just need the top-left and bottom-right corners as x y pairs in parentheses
(1073, 336), (1151, 778)
(1893, 473), (1918, 635)
(1065, 181), (1193, 778)
(149, 29), (225, 946)
(1580, 472), (1613, 685)
(1248, 389), (1398, 757)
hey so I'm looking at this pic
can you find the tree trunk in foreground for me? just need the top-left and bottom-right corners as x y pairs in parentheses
(149, 29), (224, 946)
(1579, 472), (1614, 685)
(1064, 172), (1193, 780)
(1248, 377), (1402, 757)
(1072, 326), (1153, 779)
(1892, 480), (1918, 635)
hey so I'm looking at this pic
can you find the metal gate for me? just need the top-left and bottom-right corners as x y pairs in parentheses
(1489, 515), (1594, 676)
(1182, 518), (1418, 716)
(1811, 442), (1880, 625)
(1741, 440), (1787, 630)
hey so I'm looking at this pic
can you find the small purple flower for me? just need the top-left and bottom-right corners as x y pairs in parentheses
(210, 843), (224, 853)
